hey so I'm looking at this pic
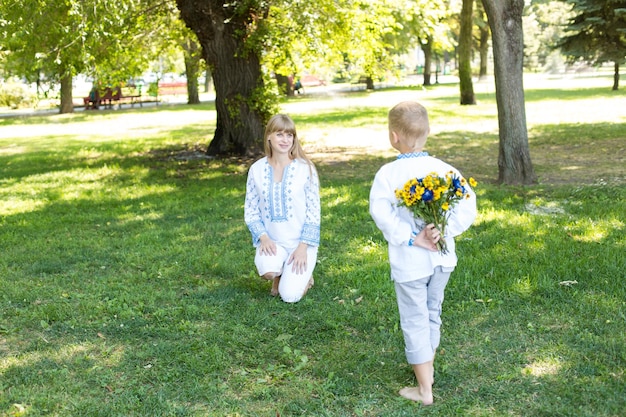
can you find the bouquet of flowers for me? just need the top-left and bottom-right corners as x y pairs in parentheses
(395, 171), (477, 254)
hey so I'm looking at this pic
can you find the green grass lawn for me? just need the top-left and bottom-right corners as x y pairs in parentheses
(0, 75), (625, 416)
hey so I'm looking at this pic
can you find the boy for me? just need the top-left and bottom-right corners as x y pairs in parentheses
(369, 101), (477, 405)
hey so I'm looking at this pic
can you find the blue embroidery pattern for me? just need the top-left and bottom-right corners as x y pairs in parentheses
(397, 151), (429, 159)
(268, 163), (289, 222)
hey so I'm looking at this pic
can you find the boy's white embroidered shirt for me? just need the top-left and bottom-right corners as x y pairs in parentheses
(370, 155), (477, 282)
(245, 157), (321, 248)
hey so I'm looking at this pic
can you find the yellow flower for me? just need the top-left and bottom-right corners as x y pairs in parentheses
(469, 177), (477, 187)
(442, 202), (450, 211)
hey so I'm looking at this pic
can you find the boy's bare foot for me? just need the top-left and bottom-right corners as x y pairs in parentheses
(270, 276), (281, 296)
(399, 387), (433, 405)
(431, 362), (435, 386)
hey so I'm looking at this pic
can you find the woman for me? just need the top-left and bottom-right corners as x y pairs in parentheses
(244, 114), (321, 302)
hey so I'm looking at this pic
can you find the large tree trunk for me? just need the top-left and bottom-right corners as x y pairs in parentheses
(481, 0), (536, 185)
(183, 37), (201, 104)
(176, 0), (266, 156)
(612, 61), (620, 91)
(421, 36), (433, 86)
(459, 0), (476, 105)
(59, 73), (74, 114)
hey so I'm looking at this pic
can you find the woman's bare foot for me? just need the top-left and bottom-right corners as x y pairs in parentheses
(399, 386), (433, 405)
(270, 276), (281, 296)
(262, 272), (278, 281)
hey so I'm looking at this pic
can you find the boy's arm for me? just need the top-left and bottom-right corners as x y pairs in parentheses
(445, 185), (477, 237)
(369, 172), (413, 246)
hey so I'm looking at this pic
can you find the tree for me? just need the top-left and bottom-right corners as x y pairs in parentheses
(558, 0), (626, 90)
(481, 0), (537, 185)
(182, 36), (202, 104)
(263, 0), (350, 95)
(0, 0), (166, 113)
(475, 1), (490, 79)
(523, 1), (572, 72)
(175, 0), (410, 156)
(459, 0), (477, 104)
(344, 0), (398, 89)
(175, 0), (274, 156)
(397, 0), (453, 87)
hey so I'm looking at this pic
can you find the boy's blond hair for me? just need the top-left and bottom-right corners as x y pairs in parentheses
(388, 101), (430, 148)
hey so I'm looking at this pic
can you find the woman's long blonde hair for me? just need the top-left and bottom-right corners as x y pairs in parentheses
(264, 114), (313, 165)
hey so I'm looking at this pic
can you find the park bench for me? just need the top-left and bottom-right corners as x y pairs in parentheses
(83, 86), (142, 109)
(157, 82), (187, 96)
(83, 87), (112, 110)
(299, 74), (326, 87)
(116, 86), (142, 108)
(351, 75), (371, 90)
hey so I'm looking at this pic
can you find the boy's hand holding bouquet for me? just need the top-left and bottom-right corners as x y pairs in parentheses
(395, 171), (477, 254)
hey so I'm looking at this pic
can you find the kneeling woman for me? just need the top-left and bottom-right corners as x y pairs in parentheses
(244, 114), (320, 302)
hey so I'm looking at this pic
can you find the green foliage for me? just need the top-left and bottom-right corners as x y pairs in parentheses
(523, 1), (573, 71)
(0, 80), (37, 109)
(559, 0), (626, 65)
(0, 0), (177, 96)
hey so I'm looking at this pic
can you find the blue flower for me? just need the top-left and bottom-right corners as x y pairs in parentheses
(422, 189), (434, 201)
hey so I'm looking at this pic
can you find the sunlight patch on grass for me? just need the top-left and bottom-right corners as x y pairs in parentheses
(75, 147), (107, 160)
(116, 210), (165, 224)
(357, 239), (383, 255)
(479, 208), (534, 228)
(0, 341), (125, 375)
(567, 228), (607, 243)
(0, 196), (46, 216)
(511, 276), (534, 297)
(562, 165), (583, 171)
(523, 359), (562, 377)
(0, 144), (27, 155)
(564, 218), (622, 243)
(14, 165), (123, 192)
(323, 190), (353, 207)
(524, 199), (566, 215)
(0, 165), (179, 215)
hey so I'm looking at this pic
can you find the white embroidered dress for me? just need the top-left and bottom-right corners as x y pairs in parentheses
(245, 157), (321, 250)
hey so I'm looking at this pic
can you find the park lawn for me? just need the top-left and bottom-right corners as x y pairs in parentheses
(0, 76), (625, 416)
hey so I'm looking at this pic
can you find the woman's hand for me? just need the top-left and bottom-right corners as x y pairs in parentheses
(287, 243), (309, 274)
(258, 234), (277, 256)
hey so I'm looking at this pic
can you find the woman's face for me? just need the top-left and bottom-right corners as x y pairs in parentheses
(269, 130), (294, 156)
